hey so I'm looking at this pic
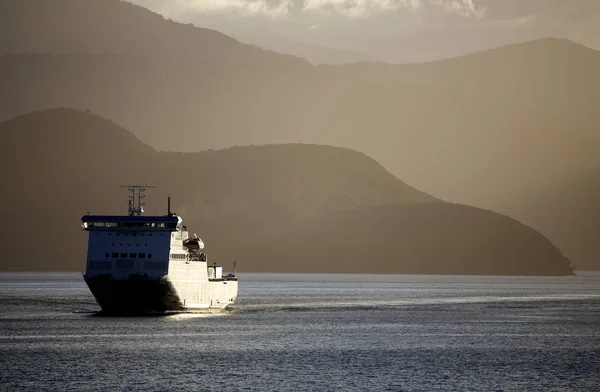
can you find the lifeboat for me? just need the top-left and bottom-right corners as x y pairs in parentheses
(183, 234), (204, 252)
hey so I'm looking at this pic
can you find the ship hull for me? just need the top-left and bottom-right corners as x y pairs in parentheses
(84, 275), (183, 314)
(84, 274), (237, 315)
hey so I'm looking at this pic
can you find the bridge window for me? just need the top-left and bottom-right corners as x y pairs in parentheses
(105, 253), (110, 258)
(111, 253), (118, 258)
(138, 253), (146, 259)
(120, 252), (127, 258)
(129, 253), (136, 258)
(148, 253), (153, 258)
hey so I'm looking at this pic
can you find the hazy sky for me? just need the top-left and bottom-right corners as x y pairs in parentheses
(129, 0), (600, 61)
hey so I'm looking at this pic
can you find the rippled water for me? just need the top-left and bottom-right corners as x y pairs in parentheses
(1, 272), (599, 391)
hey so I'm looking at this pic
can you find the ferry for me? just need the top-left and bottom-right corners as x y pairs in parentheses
(81, 185), (238, 314)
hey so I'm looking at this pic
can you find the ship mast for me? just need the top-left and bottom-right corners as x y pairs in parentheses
(121, 185), (155, 216)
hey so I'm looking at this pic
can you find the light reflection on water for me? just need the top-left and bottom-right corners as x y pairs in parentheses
(165, 311), (228, 321)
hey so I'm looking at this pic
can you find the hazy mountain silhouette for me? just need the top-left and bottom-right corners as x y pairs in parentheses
(247, 204), (572, 275)
(0, 109), (573, 275)
(0, 0), (375, 66)
(228, 33), (381, 65)
(1, 0), (598, 270)
(509, 170), (600, 271)
(0, 0), (306, 67)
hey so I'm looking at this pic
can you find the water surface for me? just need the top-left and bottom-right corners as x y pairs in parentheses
(1, 272), (599, 391)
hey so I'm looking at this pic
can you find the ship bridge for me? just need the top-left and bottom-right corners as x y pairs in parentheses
(81, 215), (182, 230)
(82, 185), (182, 230)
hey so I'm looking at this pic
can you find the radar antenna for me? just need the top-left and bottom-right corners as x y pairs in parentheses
(120, 185), (155, 216)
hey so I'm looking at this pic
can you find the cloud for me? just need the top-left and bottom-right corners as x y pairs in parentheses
(301, 0), (415, 17)
(443, 0), (485, 18)
(147, 0), (487, 19)
(161, 0), (294, 18)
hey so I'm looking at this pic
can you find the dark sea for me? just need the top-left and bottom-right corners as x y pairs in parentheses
(1, 272), (599, 391)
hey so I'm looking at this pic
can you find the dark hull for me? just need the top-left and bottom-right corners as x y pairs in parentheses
(84, 275), (183, 314)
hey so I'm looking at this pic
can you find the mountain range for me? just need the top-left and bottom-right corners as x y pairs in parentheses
(0, 0), (597, 270)
(0, 108), (573, 275)
(229, 32), (381, 65)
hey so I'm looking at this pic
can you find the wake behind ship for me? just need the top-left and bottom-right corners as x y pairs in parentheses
(82, 185), (238, 314)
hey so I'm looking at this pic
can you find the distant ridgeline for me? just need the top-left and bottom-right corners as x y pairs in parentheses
(0, 109), (573, 275)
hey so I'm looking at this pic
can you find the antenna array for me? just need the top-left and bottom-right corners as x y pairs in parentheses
(120, 185), (156, 216)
